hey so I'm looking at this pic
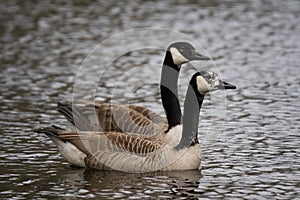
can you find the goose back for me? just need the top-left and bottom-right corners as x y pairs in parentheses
(58, 102), (167, 138)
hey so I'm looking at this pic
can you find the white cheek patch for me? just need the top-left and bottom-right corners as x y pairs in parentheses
(170, 47), (189, 65)
(196, 76), (209, 94)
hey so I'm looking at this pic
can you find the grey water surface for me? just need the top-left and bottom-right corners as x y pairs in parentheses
(0, 0), (299, 199)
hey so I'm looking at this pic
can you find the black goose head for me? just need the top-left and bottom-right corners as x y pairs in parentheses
(167, 42), (210, 65)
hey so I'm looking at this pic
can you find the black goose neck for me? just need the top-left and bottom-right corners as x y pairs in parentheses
(160, 50), (182, 132)
(175, 78), (204, 150)
(163, 51), (179, 71)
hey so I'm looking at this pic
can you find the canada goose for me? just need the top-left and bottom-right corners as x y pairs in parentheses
(57, 42), (210, 137)
(35, 71), (236, 172)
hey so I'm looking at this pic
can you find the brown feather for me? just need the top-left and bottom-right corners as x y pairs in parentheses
(79, 102), (167, 136)
(106, 132), (164, 155)
(54, 128), (165, 156)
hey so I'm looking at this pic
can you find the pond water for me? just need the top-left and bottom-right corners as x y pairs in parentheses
(0, 0), (299, 199)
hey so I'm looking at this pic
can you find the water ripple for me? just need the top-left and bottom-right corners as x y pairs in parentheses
(1, 0), (300, 199)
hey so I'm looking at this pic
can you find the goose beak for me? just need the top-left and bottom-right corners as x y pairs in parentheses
(192, 52), (211, 61)
(220, 81), (237, 90)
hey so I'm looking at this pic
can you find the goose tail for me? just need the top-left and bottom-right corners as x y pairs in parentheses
(34, 125), (65, 138)
(34, 125), (86, 167)
(57, 101), (93, 131)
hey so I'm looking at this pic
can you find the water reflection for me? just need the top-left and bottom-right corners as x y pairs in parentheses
(62, 169), (203, 198)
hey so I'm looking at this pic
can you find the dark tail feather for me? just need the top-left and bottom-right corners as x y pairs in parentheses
(57, 102), (74, 124)
(57, 101), (93, 131)
(34, 125), (65, 137)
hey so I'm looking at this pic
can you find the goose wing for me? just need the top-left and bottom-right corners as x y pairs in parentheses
(126, 104), (166, 126)
(39, 126), (166, 170)
(57, 101), (167, 137)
